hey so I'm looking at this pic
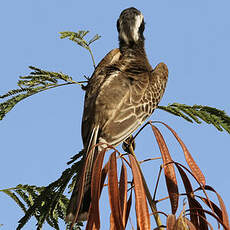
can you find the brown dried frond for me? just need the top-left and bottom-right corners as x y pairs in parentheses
(108, 151), (124, 230)
(69, 121), (229, 230)
(128, 154), (151, 230)
(151, 124), (179, 214)
(153, 121), (206, 186)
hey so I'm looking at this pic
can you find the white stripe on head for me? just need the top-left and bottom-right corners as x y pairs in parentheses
(132, 13), (144, 42)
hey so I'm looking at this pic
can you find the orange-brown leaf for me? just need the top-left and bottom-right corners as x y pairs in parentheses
(110, 213), (115, 230)
(108, 151), (124, 230)
(196, 195), (223, 221)
(158, 122), (206, 186)
(175, 164), (193, 194)
(215, 192), (229, 229)
(125, 191), (133, 228)
(128, 154), (150, 230)
(119, 160), (128, 227)
(188, 198), (208, 230)
(175, 164), (199, 224)
(198, 209), (229, 230)
(100, 161), (109, 195)
(86, 148), (106, 230)
(195, 185), (230, 229)
(151, 124), (179, 214)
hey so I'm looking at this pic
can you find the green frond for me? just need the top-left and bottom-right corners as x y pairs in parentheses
(36, 207), (48, 230)
(15, 189), (33, 207)
(15, 184), (44, 208)
(59, 30), (90, 48)
(0, 88), (33, 99)
(158, 105), (194, 123)
(46, 211), (60, 230)
(178, 107), (202, 123)
(67, 173), (78, 193)
(1, 189), (27, 213)
(56, 197), (68, 219)
(0, 66), (85, 121)
(1, 30), (99, 121)
(88, 34), (101, 45)
(1, 155), (84, 229)
(0, 92), (34, 120)
(1, 184), (47, 227)
(59, 30), (101, 68)
(158, 103), (230, 133)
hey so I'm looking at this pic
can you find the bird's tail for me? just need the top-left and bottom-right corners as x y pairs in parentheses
(66, 126), (100, 223)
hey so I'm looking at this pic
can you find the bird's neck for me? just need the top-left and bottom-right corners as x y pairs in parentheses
(119, 39), (146, 57)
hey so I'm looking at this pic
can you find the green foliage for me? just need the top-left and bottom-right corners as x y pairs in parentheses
(0, 66), (85, 120)
(59, 30), (101, 68)
(158, 103), (230, 133)
(0, 30), (101, 121)
(0, 151), (84, 230)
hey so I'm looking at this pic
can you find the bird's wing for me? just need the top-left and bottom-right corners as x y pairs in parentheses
(97, 62), (168, 146)
(66, 49), (122, 223)
(148, 62), (168, 110)
(95, 70), (150, 146)
(81, 48), (121, 147)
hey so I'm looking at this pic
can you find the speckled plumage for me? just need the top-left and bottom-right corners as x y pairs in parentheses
(66, 7), (168, 224)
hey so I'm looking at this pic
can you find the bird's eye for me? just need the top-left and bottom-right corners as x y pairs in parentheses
(139, 21), (145, 34)
(116, 20), (120, 32)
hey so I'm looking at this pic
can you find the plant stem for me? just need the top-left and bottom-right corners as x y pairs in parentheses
(87, 46), (96, 69)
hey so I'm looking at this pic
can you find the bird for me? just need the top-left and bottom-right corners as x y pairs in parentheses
(66, 7), (168, 224)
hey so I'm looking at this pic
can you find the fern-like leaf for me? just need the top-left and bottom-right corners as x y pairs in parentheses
(88, 34), (101, 45)
(0, 30), (100, 121)
(59, 30), (101, 68)
(0, 66), (85, 121)
(1, 150), (84, 229)
(158, 103), (230, 133)
(15, 155), (82, 229)
(1, 189), (27, 213)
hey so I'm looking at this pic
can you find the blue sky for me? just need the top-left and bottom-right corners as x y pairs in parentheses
(0, 1), (230, 229)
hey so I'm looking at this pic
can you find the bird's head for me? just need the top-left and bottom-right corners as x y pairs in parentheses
(117, 7), (145, 46)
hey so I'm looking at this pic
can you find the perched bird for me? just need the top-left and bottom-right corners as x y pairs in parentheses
(66, 7), (168, 224)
